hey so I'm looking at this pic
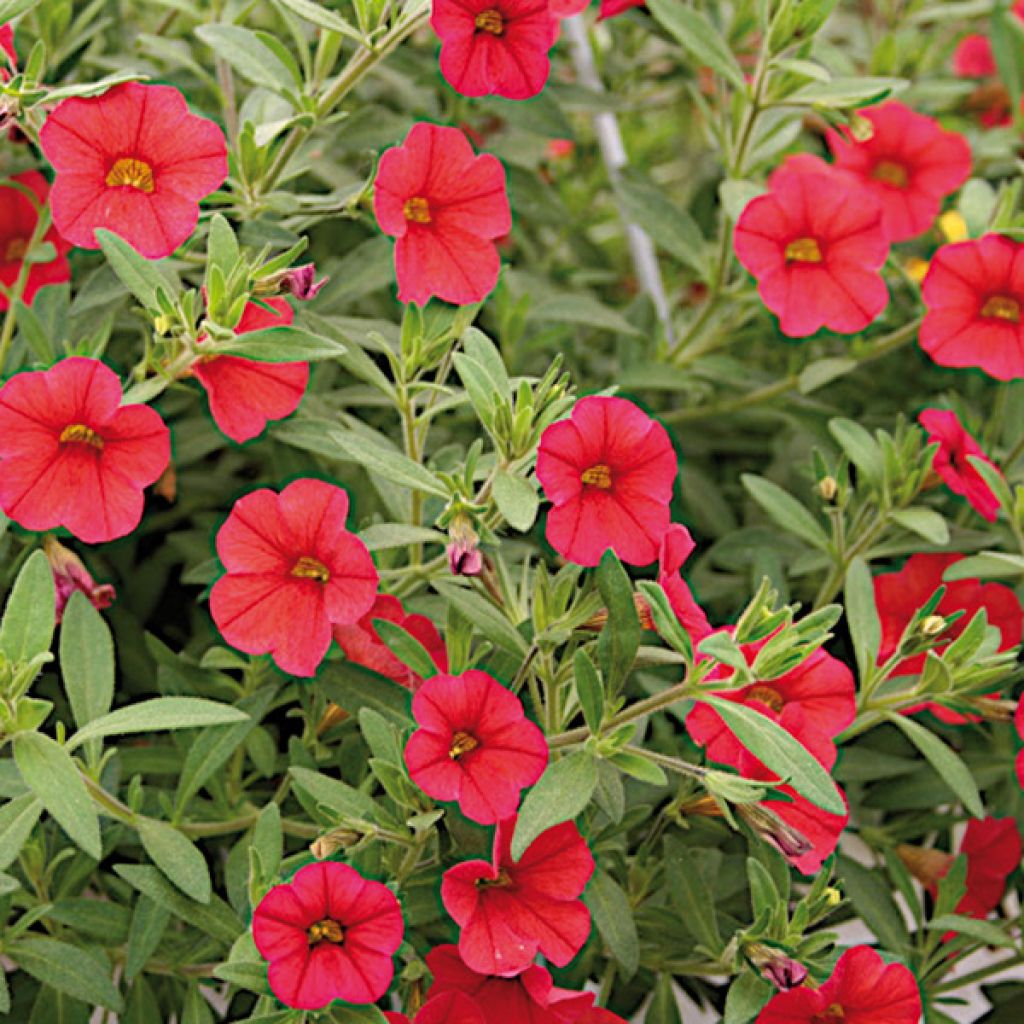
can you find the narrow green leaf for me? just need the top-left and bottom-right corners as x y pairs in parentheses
(10, 936), (122, 1012)
(512, 751), (597, 859)
(723, 972), (773, 1024)
(493, 471), (540, 532)
(372, 619), (440, 681)
(828, 419), (883, 486)
(195, 24), (297, 91)
(645, 975), (683, 1024)
(928, 914), (1015, 947)
(60, 592), (115, 733)
(331, 430), (448, 497)
(597, 550), (641, 690)
(663, 837), (722, 954)
(890, 507), (949, 546)
(0, 793), (43, 871)
(741, 474), (828, 548)
(647, 0), (746, 88)
(213, 325), (346, 362)
(124, 896), (170, 980)
(137, 818), (213, 904)
(433, 582), (528, 656)
(573, 649), (604, 735)
(844, 557), (881, 683)
(0, 0), (43, 21)
(288, 766), (377, 820)
(95, 229), (172, 309)
(584, 871), (640, 977)
(0, 549), (56, 664)
(837, 855), (910, 952)
(68, 698), (250, 751)
(274, 0), (363, 38)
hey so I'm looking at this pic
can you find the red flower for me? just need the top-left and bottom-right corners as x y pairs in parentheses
(1, 23), (14, 71)
(0, 357), (169, 543)
(0, 171), (72, 312)
(597, 0), (644, 17)
(549, 0), (588, 16)
(954, 35), (996, 77)
(385, 992), (486, 1024)
(44, 536), (116, 623)
(1015, 702), (1024, 789)
(919, 234), (1024, 382)
(252, 860), (404, 1010)
(431, 0), (558, 100)
(536, 396), (677, 567)
(918, 408), (1002, 522)
(826, 101), (971, 242)
(39, 82), (227, 259)
(756, 946), (921, 1024)
(210, 479), (379, 677)
(441, 816), (594, 976)
(656, 524), (713, 644)
(733, 156), (889, 337)
(333, 593), (448, 689)
(404, 670), (548, 824)
(193, 298), (309, 444)
(374, 123), (511, 307)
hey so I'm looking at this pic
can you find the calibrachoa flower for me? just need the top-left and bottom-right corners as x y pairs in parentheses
(431, 0), (558, 100)
(0, 357), (170, 543)
(1016, 701), (1024, 789)
(826, 101), (972, 242)
(385, 992), (485, 1024)
(756, 946), (921, 1024)
(333, 593), (448, 689)
(0, 171), (72, 312)
(920, 234), (1024, 381)
(441, 816), (594, 975)
(1, 23), (14, 72)
(39, 81), (228, 259)
(656, 524), (713, 644)
(252, 861), (404, 1010)
(536, 395), (676, 567)
(44, 536), (116, 623)
(404, 670), (548, 824)
(210, 479), (379, 677)
(954, 35), (997, 78)
(193, 298), (309, 444)
(374, 122), (511, 307)
(733, 156), (889, 337)
(918, 408), (1002, 522)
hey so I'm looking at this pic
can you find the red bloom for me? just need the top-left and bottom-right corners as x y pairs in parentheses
(44, 536), (116, 623)
(536, 396), (677, 567)
(374, 123), (511, 307)
(918, 408), (1002, 522)
(733, 156), (889, 337)
(656, 524), (713, 644)
(333, 593), (448, 689)
(39, 82), (227, 259)
(826, 101), (971, 242)
(920, 234), (1024, 382)
(441, 816), (594, 976)
(0, 171), (72, 312)
(193, 298), (309, 444)
(954, 34), (996, 77)
(1015, 701), (1024, 789)
(0, 357), (169, 543)
(252, 861), (404, 1010)
(1, 23), (14, 71)
(431, 0), (558, 100)
(210, 479), (379, 677)
(956, 818), (1021, 919)
(597, 0), (644, 17)
(404, 670), (548, 824)
(549, 0), (588, 16)
(385, 992), (486, 1024)
(756, 946), (921, 1024)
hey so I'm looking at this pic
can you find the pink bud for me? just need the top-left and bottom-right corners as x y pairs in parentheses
(44, 537), (116, 623)
(280, 264), (328, 301)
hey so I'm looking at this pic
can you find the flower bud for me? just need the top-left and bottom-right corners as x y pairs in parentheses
(747, 944), (809, 991)
(849, 113), (874, 141)
(44, 536), (115, 624)
(921, 614), (947, 637)
(310, 827), (364, 860)
(739, 803), (813, 860)
(816, 476), (838, 502)
(256, 263), (328, 301)
(447, 515), (482, 576)
(896, 842), (951, 887)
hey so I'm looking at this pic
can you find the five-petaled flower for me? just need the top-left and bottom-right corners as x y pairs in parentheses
(432, 0), (558, 100)
(536, 395), (677, 567)
(441, 816), (594, 976)
(826, 101), (972, 242)
(0, 357), (170, 543)
(252, 860), (404, 1010)
(385, 992), (486, 1024)
(0, 171), (72, 312)
(193, 297), (309, 444)
(374, 122), (511, 307)
(733, 155), (889, 337)
(210, 478), (379, 677)
(920, 234), (1024, 381)
(405, 670), (548, 824)
(918, 408), (1002, 523)
(755, 946), (921, 1024)
(39, 81), (228, 259)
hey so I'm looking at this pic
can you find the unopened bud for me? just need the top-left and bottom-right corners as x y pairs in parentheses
(817, 476), (838, 502)
(849, 113), (874, 141)
(904, 257), (930, 284)
(44, 536), (116, 624)
(256, 263), (329, 302)
(310, 827), (363, 860)
(921, 615), (947, 637)
(896, 842), (952, 888)
(824, 886), (842, 906)
(582, 594), (654, 632)
(939, 210), (968, 244)
(739, 803), (813, 861)
(447, 515), (482, 576)
(747, 944), (808, 991)
(153, 314), (174, 335)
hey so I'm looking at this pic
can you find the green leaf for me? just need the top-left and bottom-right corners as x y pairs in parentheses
(213, 325), (347, 362)
(883, 713), (984, 818)
(330, 430), (448, 497)
(584, 870), (640, 977)
(723, 972), (773, 1024)
(360, 523), (447, 551)
(798, 357), (856, 395)
(844, 557), (881, 683)
(512, 750), (597, 859)
(59, 593), (115, 739)
(195, 24), (298, 92)
(789, 76), (907, 108)
(288, 766), (377, 820)
(137, 818), (213, 904)
(645, 975), (683, 1024)
(992, 4), (1024, 115)
(0, 0), (43, 21)
(95, 229), (173, 310)
(67, 697), (250, 751)
(615, 174), (707, 276)
(372, 619), (440, 681)
(928, 914), (1015, 948)
(573, 649), (604, 735)
(274, 0), (362, 38)
(647, 0), (746, 88)
(837, 855), (910, 952)
(0, 793), (43, 871)
(663, 837), (722, 953)
(0, 549), (56, 664)
(319, 661), (414, 722)
(124, 896), (170, 980)
(206, 214), (240, 279)
(527, 294), (642, 336)
(636, 581), (694, 663)
(493, 471), (540, 532)
(608, 750), (668, 786)
(698, 696), (845, 815)
(741, 474), (828, 548)
(941, 551), (1024, 580)
(10, 936), (122, 1012)
(433, 582), (529, 656)
(890, 507), (949, 546)
(596, 551), (641, 691)
(13, 733), (101, 859)
(829, 418), (883, 485)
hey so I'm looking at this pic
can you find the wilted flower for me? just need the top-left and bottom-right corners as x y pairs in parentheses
(44, 536), (116, 623)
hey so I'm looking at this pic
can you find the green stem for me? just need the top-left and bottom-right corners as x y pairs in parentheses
(929, 953), (1024, 995)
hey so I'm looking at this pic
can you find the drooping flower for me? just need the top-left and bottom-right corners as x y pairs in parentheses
(431, 0), (558, 100)
(655, 524), (713, 644)
(919, 234), (1024, 382)
(252, 861), (404, 1011)
(257, 263), (328, 301)
(0, 171), (72, 312)
(44, 536), (116, 623)
(441, 816), (594, 976)
(193, 298), (309, 444)
(755, 946), (921, 1024)
(536, 396), (677, 567)
(210, 478), (379, 677)
(332, 593), (448, 689)
(918, 408), (1002, 522)
(826, 101), (972, 242)
(0, 357), (170, 543)
(404, 670), (548, 824)
(374, 123), (511, 307)
(39, 81), (228, 259)
(733, 156), (889, 337)
(385, 992), (486, 1024)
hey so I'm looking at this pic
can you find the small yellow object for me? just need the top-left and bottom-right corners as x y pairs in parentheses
(939, 210), (968, 244)
(784, 237), (823, 263)
(904, 257), (929, 284)
(824, 886), (842, 907)
(105, 157), (155, 194)
(153, 315), (174, 335)
(922, 614), (947, 637)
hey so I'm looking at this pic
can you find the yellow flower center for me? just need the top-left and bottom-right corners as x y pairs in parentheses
(746, 684), (784, 713)
(403, 196), (432, 224)
(291, 556), (330, 582)
(5, 238), (28, 262)
(784, 237), (823, 263)
(307, 918), (345, 945)
(475, 869), (514, 890)
(811, 1005), (846, 1024)
(581, 464), (612, 489)
(59, 424), (104, 450)
(449, 730), (480, 759)
(872, 159), (908, 188)
(981, 295), (1021, 323)
(105, 157), (156, 194)
(474, 8), (505, 34)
